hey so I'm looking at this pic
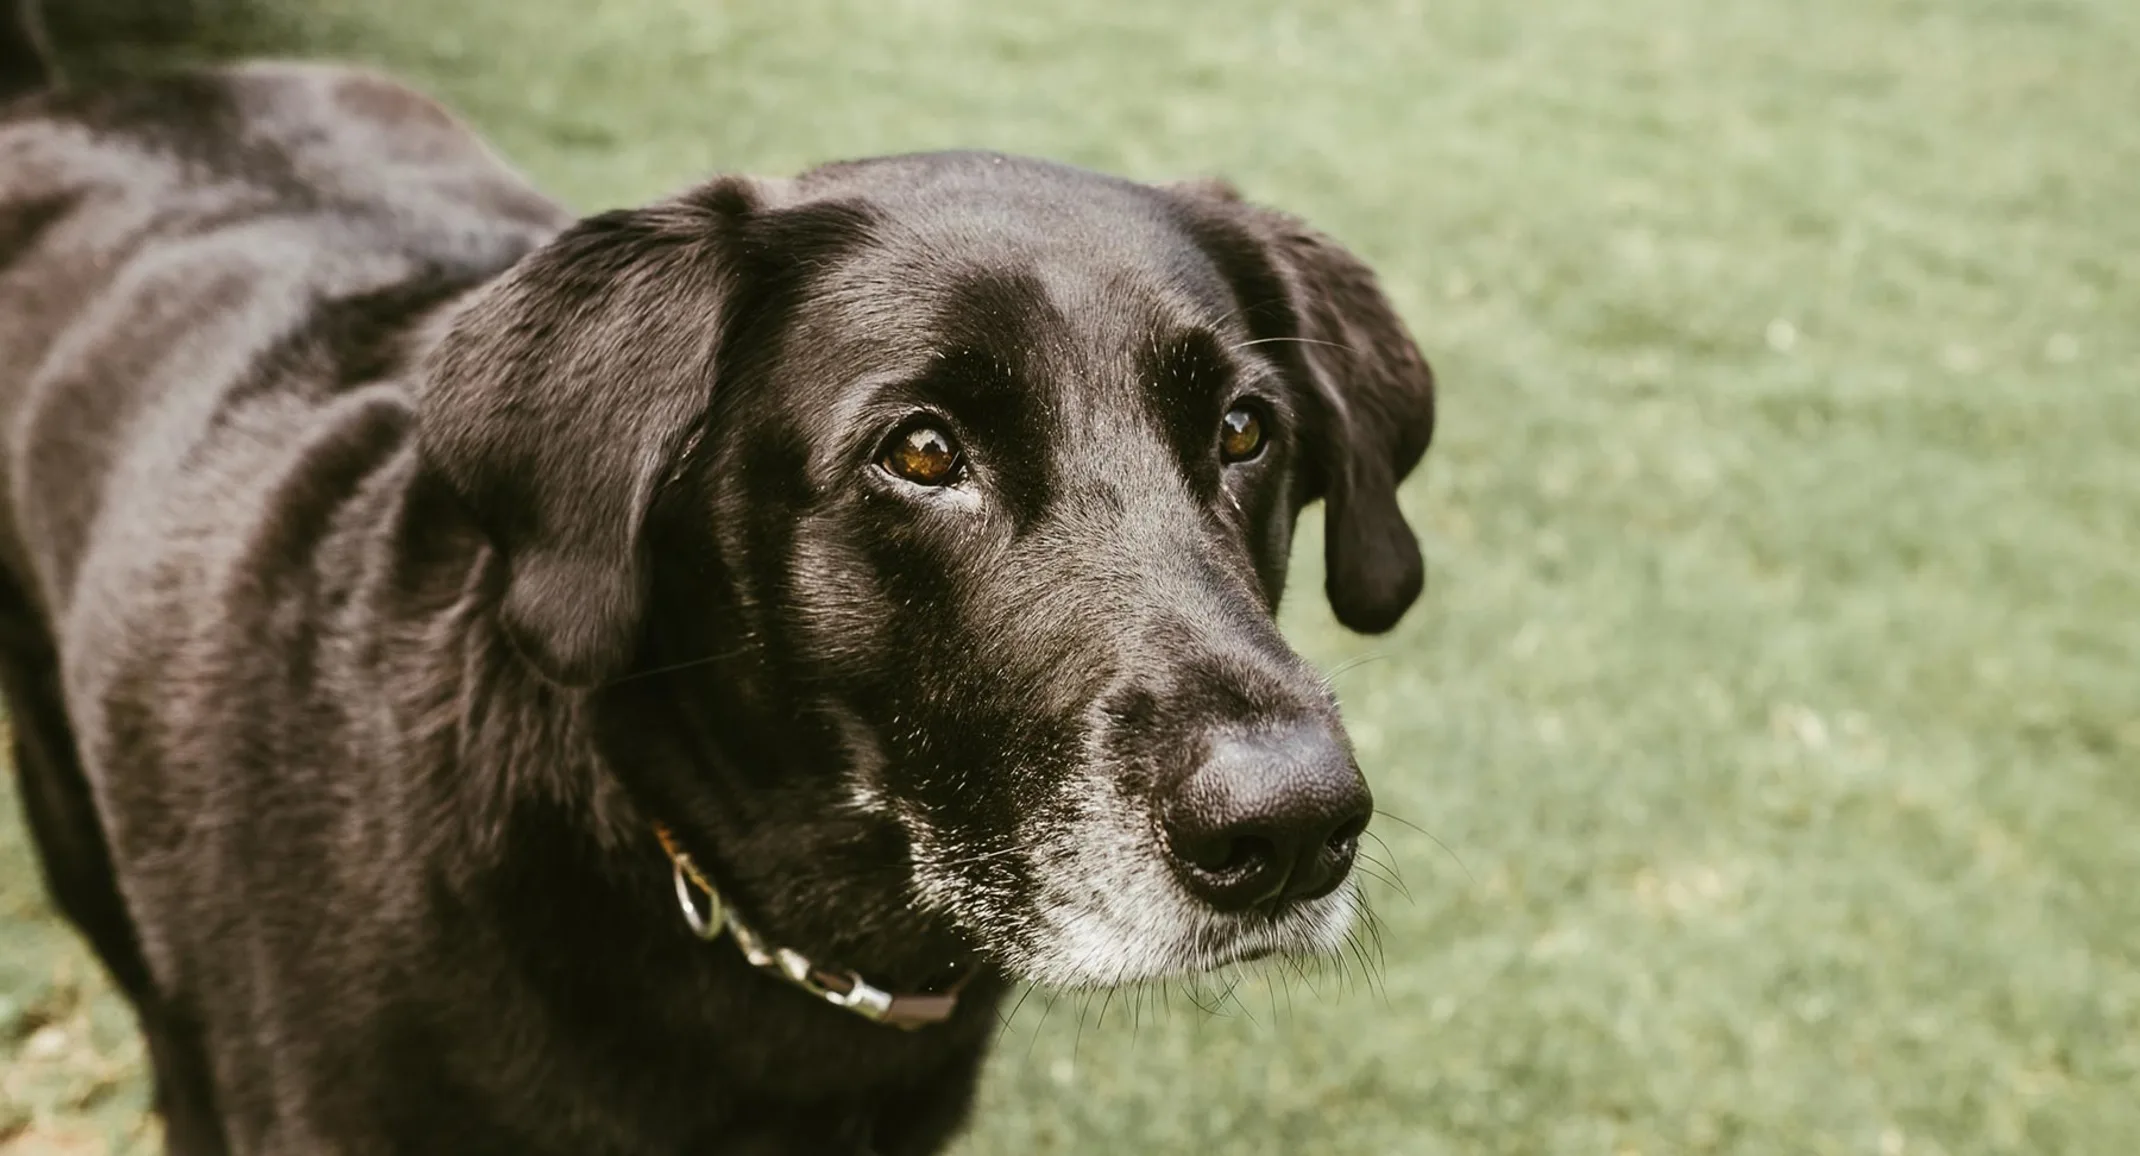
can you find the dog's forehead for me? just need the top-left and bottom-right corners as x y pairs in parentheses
(801, 150), (1177, 234)
(755, 153), (1281, 489)
(793, 153), (1236, 328)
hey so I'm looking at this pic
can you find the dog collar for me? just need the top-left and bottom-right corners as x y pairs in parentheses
(651, 824), (972, 1030)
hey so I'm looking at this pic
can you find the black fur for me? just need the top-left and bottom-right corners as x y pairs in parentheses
(0, 61), (1435, 1155)
(1, 0), (50, 101)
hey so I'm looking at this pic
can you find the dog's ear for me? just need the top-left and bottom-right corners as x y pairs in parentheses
(420, 178), (834, 687)
(1167, 179), (1436, 635)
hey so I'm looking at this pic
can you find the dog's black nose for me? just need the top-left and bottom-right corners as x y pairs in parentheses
(1161, 722), (1373, 912)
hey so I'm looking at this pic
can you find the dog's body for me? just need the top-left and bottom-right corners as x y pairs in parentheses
(0, 33), (1434, 1156)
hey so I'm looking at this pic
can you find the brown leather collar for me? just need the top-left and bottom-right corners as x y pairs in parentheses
(651, 824), (974, 1031)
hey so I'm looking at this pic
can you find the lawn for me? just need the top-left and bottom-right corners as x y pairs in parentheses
(4, 0), (2137, 1152)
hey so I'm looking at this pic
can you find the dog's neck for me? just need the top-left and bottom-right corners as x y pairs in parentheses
(351, 498), (1007, 1132)
(362, 458), (987, 999)
(581, 654), (990, 992)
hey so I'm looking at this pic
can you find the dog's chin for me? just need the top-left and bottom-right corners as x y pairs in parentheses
(995, 878), (1361, 991)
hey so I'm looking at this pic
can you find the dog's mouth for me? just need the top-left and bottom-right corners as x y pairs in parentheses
(907, 798), (1363, 990)
(1011, 878), (1361, 990)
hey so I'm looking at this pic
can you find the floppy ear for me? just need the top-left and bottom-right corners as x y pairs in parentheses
(1168, 180), (1436, 634)
(418, 181), (771, 687)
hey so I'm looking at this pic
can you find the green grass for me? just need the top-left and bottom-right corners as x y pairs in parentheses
(6, 0), (2138, 1151)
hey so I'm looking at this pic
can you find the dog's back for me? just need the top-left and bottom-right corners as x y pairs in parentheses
(0, 59), (569, 1150)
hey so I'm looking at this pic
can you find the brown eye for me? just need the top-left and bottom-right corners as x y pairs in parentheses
(880, 423), (964, 487)
(1219, 404), (1268, 463)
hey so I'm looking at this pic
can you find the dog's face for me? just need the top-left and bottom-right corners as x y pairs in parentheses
(422, 153), (1434, 988)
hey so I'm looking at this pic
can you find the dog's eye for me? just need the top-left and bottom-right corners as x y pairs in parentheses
(1219, 404), (1268, 464)
(880, 424), (964, 487)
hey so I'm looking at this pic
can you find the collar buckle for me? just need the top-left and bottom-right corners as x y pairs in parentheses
(668, 855), (725, 940)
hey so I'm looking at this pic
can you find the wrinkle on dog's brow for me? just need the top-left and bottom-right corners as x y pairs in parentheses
(931, 268), (1056, 357)
(897, 267), (1063, 529)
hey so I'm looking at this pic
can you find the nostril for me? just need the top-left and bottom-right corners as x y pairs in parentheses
(1191, 834), (1276, 876)
(1327, 813), (1368, 854)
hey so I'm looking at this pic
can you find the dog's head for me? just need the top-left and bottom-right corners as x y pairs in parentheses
(421, 152), (1434, 989)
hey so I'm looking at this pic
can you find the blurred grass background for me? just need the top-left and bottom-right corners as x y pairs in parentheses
(4, 0), (2137, 1152)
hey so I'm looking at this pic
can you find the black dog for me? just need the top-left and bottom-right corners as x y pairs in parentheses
(0, 24), (1435, 1156)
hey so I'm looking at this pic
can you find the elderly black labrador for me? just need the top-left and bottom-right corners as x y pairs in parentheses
(0, 17), (1435, 1156)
